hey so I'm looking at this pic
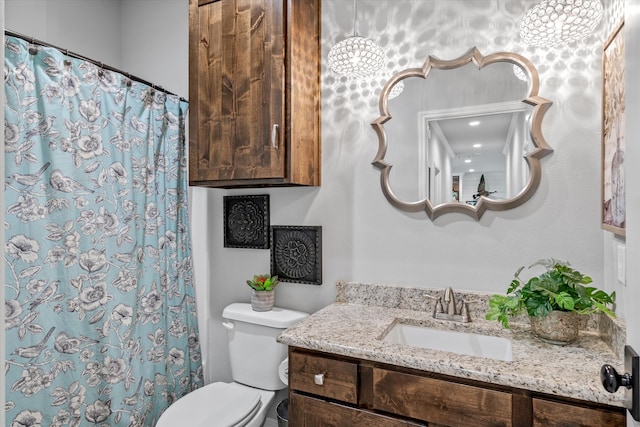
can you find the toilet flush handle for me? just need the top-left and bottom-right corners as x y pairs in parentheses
(222, 321), (234, 330)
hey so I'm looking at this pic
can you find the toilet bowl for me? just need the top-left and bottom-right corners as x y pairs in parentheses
(156, 303), (307, 427)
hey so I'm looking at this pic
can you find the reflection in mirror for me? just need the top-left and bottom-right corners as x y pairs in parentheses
(418, 101), (533, 206)
(372, 48), (553, 220)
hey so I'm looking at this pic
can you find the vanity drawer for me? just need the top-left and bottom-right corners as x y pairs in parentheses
(289, 350), (359, 404)
(290, 393), (425, 427)
(371, 368), (513, 427)
(532, 397), (625, 427)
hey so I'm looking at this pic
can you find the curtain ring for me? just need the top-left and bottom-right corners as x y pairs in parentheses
(28, 38), (37, 55)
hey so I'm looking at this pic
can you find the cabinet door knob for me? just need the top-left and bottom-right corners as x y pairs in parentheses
(314, 373), (324, 385)
(271, 124), (279, 149)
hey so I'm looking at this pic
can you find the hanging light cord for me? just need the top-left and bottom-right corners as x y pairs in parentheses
(353, 0), (358, 37)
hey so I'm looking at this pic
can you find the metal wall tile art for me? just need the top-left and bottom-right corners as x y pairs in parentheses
(224, 195), (270, 249)
(270, 226), (322, 285)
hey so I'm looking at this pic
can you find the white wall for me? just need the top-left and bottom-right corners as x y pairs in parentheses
(4, 2), (638, 420)
(624, 0), (640, 424)
(4, 0), (121, 67)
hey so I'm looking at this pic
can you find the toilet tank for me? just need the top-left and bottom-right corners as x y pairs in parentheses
(222, 303), (308, 390)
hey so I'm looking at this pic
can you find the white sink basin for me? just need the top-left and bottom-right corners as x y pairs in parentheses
(382, 323), (513, 362)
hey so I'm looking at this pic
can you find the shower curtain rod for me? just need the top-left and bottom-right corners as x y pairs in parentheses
(4, 29), (187, 103)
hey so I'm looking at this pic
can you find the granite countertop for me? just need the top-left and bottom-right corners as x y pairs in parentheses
(277, 281), (627, 408)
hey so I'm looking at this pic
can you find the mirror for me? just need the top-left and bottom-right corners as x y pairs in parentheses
(371, 48), (553, 220)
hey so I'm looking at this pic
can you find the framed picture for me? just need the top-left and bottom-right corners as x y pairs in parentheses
(223, 195), (270, 249)
(270, 226), (322, 285)
(601, 21), (626, 236)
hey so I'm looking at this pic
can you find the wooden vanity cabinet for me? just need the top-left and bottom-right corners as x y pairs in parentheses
(290, 394), (424, 427)
(288, 348), (626, 427)
(532, 398), (627, 427)
(370, 367), (513, 426)
(188, 0), (320, 188)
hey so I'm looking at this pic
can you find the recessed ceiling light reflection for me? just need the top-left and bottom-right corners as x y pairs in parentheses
(469, 120), (480, 126)
(464, 159), (472, 163)
(468, 169), (475, 172)
(473, 143), (482, 148)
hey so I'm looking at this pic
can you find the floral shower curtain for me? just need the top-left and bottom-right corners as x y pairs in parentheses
(4, 35), (203, 426)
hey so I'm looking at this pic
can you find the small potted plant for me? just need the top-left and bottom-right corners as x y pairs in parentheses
(247, 274), (279, 312)
(486, 259), (616, 345)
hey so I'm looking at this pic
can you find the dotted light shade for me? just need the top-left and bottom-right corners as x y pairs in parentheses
(328, 35), (385, 79)
(513, 64), (528, 82)
(519, 0), (603, 48)
(388, 80), (405, 99)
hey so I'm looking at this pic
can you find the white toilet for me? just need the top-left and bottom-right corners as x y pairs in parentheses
(156, 303), (308, 427)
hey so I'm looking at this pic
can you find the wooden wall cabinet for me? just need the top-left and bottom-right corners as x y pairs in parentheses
(288, 348), (626, 427)
(188, 0), (321, 188)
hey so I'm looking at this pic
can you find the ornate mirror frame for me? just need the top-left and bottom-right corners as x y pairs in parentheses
(371, 48), (553, 220)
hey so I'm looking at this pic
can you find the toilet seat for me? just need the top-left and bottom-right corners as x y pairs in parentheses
(156, 382), (261, 427)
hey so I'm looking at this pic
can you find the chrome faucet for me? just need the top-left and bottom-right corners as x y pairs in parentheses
(432, 287), (471, 323)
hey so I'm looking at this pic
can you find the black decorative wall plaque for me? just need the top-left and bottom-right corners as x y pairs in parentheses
(224, 195), (270, 249)
(270, 226), (322, 285)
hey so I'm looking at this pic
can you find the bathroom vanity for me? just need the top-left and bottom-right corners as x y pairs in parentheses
(278, 282), (627, 427)
(287, 348), (624, 426)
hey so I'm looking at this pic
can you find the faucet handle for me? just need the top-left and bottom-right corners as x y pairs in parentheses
(434, 297), (444, 314)
(460, 301), (471, 322)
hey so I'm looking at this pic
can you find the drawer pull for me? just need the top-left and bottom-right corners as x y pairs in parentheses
(314, 373), (325, 385)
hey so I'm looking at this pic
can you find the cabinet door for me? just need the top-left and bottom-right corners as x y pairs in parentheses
(532, 398), (625, 427)
(290, 393), (425, 427)
(190, 0), (285, 183)
(371, 368), (513, 427)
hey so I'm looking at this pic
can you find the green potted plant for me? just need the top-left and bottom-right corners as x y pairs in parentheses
(247, 274), (279, 312)
(486, 259), (616, 345)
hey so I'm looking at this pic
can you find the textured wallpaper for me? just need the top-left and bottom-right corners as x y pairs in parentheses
(322, 0), (618, 116)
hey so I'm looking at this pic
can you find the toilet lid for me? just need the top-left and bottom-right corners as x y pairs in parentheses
(157, 382), (261, 427)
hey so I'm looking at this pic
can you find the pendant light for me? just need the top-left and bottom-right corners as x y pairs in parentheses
(327, 0), (385, 79)
(388, 81), (404, 99)
(512, 64), (528, 82)
(519, 0), (603, 48)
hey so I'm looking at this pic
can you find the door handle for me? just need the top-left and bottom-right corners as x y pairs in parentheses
(601, 364), (632, 392)
(601, 345), (639, 421)
(271, 124), (279, 149)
